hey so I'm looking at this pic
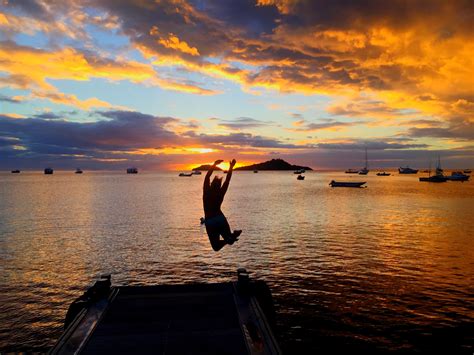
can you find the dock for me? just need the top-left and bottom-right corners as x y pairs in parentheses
(50, 269), (281, 354)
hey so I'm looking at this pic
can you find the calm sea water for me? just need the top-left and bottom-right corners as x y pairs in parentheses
(0, 171), (473, 353)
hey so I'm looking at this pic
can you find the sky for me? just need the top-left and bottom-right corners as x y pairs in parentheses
(0, 0), (473, 171)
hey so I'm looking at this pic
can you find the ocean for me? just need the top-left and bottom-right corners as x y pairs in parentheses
(0, 171), (473, 353)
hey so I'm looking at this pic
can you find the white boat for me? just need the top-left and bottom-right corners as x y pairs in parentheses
(179, 172), (193, 177)
(446, 172), (470, 182)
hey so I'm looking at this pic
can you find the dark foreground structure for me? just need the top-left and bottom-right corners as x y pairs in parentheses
(50, 269), (280, 354)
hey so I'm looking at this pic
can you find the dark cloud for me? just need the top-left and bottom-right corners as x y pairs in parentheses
(317, 140), (429, 150)
(190, 0), (280, 36)
(0, 111), (179, 152)
(0, 136), (20, 147)
(407, 124), (474, 140)
(291, 118), (363, 131)
(32, 112), (62, 119)
(0, 95), (21, 103)
(218, 117), (271, 130)
(272, 0), (474, 32)
(186, 131), (306, 149)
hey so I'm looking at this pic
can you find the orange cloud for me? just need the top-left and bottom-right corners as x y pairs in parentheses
(159, 33), (200, 56)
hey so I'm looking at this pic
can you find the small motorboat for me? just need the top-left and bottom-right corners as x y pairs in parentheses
(358, 168), (369, 175)
(75, 168), (83, 174)
(179, 172), (193, 177)
(399, 166), (418, 174)
(297, 175), (305, 180)
(446, 172), (470, 182)
(463, 169), (471, 174)
(192, 170), (202, 175)
(376, 172), (391, 176)
(345, 169), (359, 174)
(253, 170), (258, 173)
(126, 167), (138, 174)
(11, 169), (20, 173)
(293, 169), (304, 174)
(329, 180), (366, 188)
(44, 167), (54, 174)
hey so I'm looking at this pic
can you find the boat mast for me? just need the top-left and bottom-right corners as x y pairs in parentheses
(364, 146), (368, 169)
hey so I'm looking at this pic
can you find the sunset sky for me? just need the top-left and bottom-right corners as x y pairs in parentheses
(0, 0), (473, 170)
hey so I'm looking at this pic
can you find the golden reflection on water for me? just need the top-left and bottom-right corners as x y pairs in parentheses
(0, 171), (473, 352)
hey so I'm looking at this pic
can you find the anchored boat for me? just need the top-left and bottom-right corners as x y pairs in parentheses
(399, 166), (418, 174)
(419, 157), (447, 182)
(446, 172), (470, 182)
(50, 269), (281, 355)
(358, 147), (369, 175)
(126, 167), (138, 174)
(44, 167), (54, 174)
(329, 180), (366, 188)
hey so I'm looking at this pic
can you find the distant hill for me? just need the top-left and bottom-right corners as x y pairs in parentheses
(235, 159), (312, 171)
(192, 164), (223, 171)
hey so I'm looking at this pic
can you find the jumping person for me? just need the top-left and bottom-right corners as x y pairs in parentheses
(202, 159), (241, 251)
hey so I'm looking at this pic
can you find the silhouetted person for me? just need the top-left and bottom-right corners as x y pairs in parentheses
(202, 159), (241, 251)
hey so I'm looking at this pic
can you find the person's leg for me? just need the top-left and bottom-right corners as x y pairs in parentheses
(232, 230), (242, 239)
(219, 215), (234, 244)
(206, 225), (227, 251)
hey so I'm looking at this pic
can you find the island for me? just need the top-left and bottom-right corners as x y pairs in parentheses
(235, 159), (312, 171)
(192, 164), (223, 171)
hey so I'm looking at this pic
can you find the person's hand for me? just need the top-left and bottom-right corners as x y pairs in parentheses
(213, 159), (224, 166)
(229, 159), (236, 168)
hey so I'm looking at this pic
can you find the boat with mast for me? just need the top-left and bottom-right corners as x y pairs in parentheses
(419, 157), (447, 182)
(358, 147), (369, 175)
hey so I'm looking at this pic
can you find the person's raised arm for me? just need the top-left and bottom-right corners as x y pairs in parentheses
(221, 159), (236, 196)
(204, 159), (223, 190)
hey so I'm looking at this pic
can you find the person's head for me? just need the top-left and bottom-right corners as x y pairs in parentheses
(210, 176), (222, 192)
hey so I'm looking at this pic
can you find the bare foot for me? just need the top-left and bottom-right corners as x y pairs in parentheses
(232, 230), (242, 241)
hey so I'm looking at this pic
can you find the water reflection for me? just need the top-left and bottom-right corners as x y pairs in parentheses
(0, 171), (473, 352)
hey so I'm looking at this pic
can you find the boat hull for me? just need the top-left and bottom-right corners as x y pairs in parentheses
(399, 167), (418, 174)
(330, 181), (366, 188)
(419, 176), (447, 182)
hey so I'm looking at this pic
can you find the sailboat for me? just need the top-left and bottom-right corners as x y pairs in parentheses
(419, 157), (447, 183)
(358, 147), (369, 175)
